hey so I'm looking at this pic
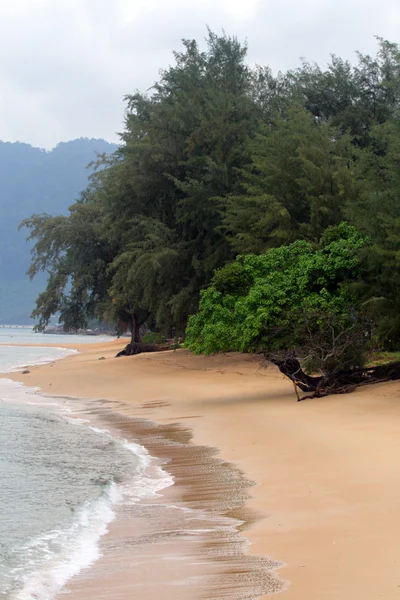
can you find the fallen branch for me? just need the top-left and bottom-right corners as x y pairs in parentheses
(265, 354), (400, 400)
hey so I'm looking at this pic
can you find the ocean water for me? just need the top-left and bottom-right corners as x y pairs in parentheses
(0, 327), (115, 373)
(0, 329), (172, 599)
(0, 328), (114, 345)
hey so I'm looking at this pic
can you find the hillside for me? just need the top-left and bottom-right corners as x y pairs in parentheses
(0, 138), (117, 324)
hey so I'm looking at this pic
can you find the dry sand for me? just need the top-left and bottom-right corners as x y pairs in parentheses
(4, 339), (400, 599)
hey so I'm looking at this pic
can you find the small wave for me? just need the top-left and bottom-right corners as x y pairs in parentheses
(4, 422), (173, 600)
(88, 426), (174, 503)
(12, 482), (120, 600)
(0, 346), (77, 375)
(0, 383), (173, 600)
(121, 439), (174, 502)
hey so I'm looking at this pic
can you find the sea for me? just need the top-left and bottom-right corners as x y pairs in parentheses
(0, 328), (172, 600)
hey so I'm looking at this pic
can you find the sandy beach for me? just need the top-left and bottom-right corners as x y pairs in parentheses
(4, 339), (400, 599)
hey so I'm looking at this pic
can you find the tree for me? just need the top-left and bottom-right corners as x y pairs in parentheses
(21, 32), (400, 359)
(186, 223), (384, 398)
(116, 30), (260, 326)
(289, 39), (400, 146)
(20, 199), (116, 332)
(20, 162), (161, 345)
(22, 31), (260, 345)
(345, 118), (400, 348)
(222, 108), (361, 254)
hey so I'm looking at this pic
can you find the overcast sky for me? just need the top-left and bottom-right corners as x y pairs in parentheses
(1, 0), (399, 149)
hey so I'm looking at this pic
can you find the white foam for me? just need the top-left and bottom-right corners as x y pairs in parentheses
(11, 425), (174, 600)
(0, 382), (174, 600)
(88, 426), (174, 503)
(121, 439), (174, 502)
(0, 379), (53, 408)
(13, 482), (120, 600)
(0, 346), (77, 374)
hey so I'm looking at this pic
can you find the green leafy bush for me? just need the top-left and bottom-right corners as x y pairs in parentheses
(186, 223), (370, 375)
(142, 332), (165, 345)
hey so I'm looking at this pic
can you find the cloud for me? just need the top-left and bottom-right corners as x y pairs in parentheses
(0, 0), (398, 148)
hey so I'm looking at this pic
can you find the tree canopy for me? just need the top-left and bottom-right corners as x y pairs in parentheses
(21, 31), (400, 372)
(186, 223), (369, 371)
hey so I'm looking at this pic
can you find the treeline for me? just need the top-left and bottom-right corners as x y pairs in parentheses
(22, 32), (400, 360)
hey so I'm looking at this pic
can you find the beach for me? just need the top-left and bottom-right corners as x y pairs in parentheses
(4, 339), (400, 599)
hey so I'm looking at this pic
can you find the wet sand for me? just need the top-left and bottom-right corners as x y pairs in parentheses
(5, 340), (400, 598)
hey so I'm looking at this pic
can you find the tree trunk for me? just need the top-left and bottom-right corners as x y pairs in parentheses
(115, 314), (142, 356)
(265, 354), (400, 400)
(116, 315), (170, 357)
(131, 313), (141, 344)
(115, 342), (169, 357)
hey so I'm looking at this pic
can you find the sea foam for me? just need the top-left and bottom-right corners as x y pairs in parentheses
(14, 482), (120, 600)
(0, 339), (172, 600)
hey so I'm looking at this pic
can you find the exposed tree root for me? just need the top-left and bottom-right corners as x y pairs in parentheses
(116, 342), (170, 357)
(265, 354), (400, 401)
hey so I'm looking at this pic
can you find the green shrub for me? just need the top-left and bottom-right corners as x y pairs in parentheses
(142, 331), (165, 345)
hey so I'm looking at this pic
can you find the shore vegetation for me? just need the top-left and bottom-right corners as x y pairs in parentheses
(21, 31), (400, 395)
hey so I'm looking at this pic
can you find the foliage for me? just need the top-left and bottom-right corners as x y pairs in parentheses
(223, 108), (360, 252)
(23, 31), (259, 342)
(186, 223), (370, 375)
(142, 331), (166, 345)
(21, 201), (114, 332)
(20, 32), (400, 357)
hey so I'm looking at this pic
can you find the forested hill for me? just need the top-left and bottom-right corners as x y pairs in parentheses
(0, 138), (117, 324)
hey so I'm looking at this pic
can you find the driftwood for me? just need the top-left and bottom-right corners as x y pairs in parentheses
(265, 354), (400, 401)
(116, 342), (170, 357)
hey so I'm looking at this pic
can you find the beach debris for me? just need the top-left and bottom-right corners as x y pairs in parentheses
(98, 356), (106, 360)
(265, 353), (400, 401)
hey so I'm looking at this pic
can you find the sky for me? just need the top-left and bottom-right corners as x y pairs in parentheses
(1, 0), (399, 149)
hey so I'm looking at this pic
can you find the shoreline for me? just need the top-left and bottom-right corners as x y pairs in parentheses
(5, 340), (400, 598)
(50, 395), (283, 599)
(2, 342), (285, 599)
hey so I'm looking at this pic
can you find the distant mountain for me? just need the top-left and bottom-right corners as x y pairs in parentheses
(0, 138), (118, 324)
